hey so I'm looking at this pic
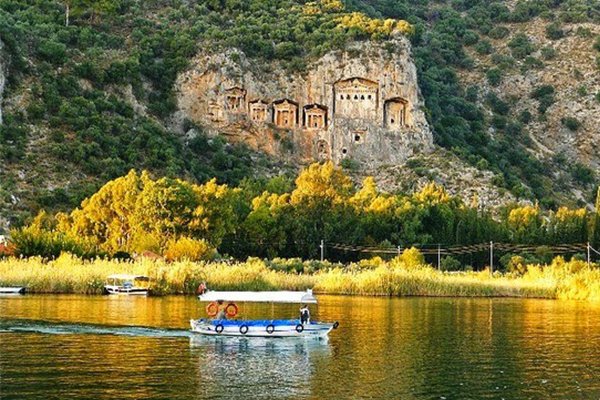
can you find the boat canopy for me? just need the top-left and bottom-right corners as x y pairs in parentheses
(198, 290), (317, 304)
(106, 274), (150, 281)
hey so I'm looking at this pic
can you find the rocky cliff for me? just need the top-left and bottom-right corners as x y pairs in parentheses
(175, 36), (433, 168)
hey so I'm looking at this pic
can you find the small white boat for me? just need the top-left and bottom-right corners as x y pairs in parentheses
(0, 287), (26, 295)
(104, 274), (150, 296)
(190, 289), (339, 338)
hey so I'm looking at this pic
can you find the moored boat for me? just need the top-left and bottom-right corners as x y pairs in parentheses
(104, 274), (150, 295)
(0, 287), (26, 295)
(190, 289), (338, 338)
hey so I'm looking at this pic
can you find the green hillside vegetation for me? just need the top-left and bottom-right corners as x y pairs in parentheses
(0, 0), (410, 224)
(8, 163), (600, 270)
(1, 0), (599, 226)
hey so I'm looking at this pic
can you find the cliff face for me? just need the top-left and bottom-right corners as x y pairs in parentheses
(176, 36), (433, 168)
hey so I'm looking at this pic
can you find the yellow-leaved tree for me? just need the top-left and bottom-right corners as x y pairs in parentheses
(507, 204), (543, 243)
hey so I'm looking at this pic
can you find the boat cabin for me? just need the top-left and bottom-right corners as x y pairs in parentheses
(104, 274), (150, 296)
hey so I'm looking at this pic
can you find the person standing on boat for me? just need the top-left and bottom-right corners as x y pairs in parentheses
(300, 304), (310, 325)
(216, 300), (227, 320)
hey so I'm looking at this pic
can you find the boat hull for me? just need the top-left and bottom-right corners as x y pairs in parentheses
(190, 319), (335, 338)
(104, 285), (149, 296)
(0, 287), (26, 295)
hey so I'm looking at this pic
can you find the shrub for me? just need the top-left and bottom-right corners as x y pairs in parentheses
(488, 26), (510, 40)
(486, 92), (510, 115)
(486, 67), (503, 86)
(440, 256), (462, 271)
(37, 40), (67, 64)
(523, 56), (544, 70)
(463, 30), (479, 46)
(594, 36), (600, 52)
(541, 46), (557, 60)
(530, 85), (555, 113)
(561, 117), (581, 131)
(394, 247), (426, 269)
(506, 255), (528, 275)
(164, 237), (215, 262)
(571, 163), (595, 185)
(519, 110), (533, 124)
(475, 40), (493, 55)
(545, 22), (564, 40)
(508, 33), (535, 59)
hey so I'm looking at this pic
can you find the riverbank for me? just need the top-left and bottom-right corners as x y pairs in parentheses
(1, 253), (599, 300)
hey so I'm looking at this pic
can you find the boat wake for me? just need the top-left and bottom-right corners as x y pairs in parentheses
(0, 319), (192, 338)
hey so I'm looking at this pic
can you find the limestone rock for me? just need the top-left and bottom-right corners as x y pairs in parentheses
(175, 37), (433, 168)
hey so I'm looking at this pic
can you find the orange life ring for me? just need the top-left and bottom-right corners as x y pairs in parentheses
(206, 302), (218, 317)
(225, 303), (238, 318)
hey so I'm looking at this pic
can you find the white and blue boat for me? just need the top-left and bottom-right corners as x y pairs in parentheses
(103, 274), (150, 296)
(190, 290), (339, 338)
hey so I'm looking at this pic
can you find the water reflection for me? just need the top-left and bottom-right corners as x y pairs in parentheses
(189, 336), (331, 399)
(2, 295), (600, 399)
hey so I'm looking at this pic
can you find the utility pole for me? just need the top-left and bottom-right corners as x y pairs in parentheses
(437, 244), (441, 271)
(490, 241), (494, 275)
(587, 242), (591, 267)
(320, 240), (324, 262)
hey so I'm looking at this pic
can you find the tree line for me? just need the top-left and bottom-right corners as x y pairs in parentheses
(8, 163), (600, 269)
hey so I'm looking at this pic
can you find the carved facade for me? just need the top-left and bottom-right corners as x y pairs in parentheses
(273, 99), (298, 128)
(384, 98), (409, 128)
(304, 104), (327, 129)
(199, 76), (418, 163)
(333, 77), (378, 120)
(208, 102), (224, 122)
(225, 87), (245, 112)
(249, 100), (269, 122)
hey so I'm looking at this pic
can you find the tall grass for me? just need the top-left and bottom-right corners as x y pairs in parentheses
(0, 253), (598, 301)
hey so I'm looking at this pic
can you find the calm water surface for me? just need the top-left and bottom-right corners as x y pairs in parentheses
(1, 295), (600, 399)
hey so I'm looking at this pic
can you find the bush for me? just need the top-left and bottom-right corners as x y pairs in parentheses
(506, 255), (528, 275)
(545, 22), (564, 40)
(475, 40), (493, 55)
(519, 110), (533, 124)
(394, 247), (426, 269)
(541, 46), (557, 60)
(488, 26), (510, 40)
(463, 30), (479, 46)
(571, 163), (595, 185)
(530, 85), (555, 113)
(164, 237), (215, 262)
(561, 117), (581, 131)
(508, 33), (535, 59)
(523, 56), (544, 70)
(486, 92), (510, 115)
(37, 40), (67, 64)
(440, 256), (462, 271)
(594, 36), (600, 52)
(486, 67), (503, 86)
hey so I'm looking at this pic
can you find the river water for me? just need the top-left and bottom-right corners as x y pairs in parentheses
(1, 295), (599, 399)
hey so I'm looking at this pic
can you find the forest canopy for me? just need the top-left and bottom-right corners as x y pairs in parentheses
(9, 164), (600, 269)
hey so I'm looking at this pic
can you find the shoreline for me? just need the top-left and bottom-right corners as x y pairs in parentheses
(1, 253), (598, 301)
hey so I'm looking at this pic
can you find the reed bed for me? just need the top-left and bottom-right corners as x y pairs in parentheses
(0, 253), (598, 301)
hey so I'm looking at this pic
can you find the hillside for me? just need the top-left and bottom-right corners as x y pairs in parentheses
(0, 0), (599, 232)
